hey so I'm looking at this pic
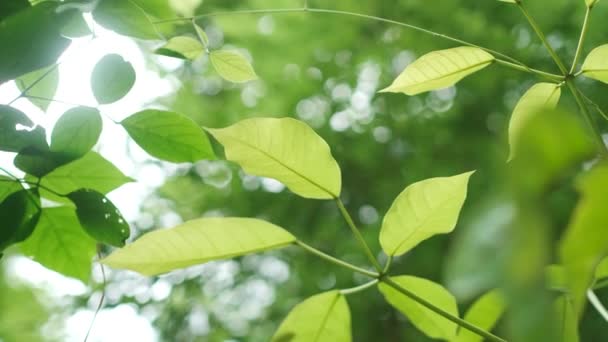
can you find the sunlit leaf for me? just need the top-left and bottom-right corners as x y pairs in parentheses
(553, 296), (579, 342)
(0, 2), (72, 83)
(559, 162), (608, 315)
(0, 177), (23, 203)
(102, 217), (295, 275)
(545, 264), (567, 291)
(14, 145), (63, 178)
(38, 152), (133, 201)
(155, 36), (204, 60)
(581, 44), (608, 84)
(121, 109), (215, 163)
(68, 189), (130, 247)
(0, 189), (40, 251)
(453, 290), (506, 342)
(207, 117), (342, 199)
(60, 13), (91, 38)
(16, 66), (59, 112)
(595, 257), (608, 282)
(272, 291), (351, 342)
(508, 83), (561, 160)
(380, 46), (494, 95)
(0, 105), (47, 153)
(210, 50), (258, 83)
(20, 207), (96, 282)
(379, 276), (459, 340)
(50, 107), (102, 162)
(379, 171), (474, 256)
(92, 0), (159, 40)
(91, 54), (136, 104)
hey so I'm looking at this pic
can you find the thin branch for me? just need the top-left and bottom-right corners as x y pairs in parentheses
(84, 250), (107, 342)
(295, 240), (379, 278)
(340, 279), (378, 295)
(8, 64), (60, 105)
(566, 82), (608, 157)
(494, 59), (563, 81)
(336, 198), (383, 273)
(381, 276), (507, 342)
(570, 6), (591, 74)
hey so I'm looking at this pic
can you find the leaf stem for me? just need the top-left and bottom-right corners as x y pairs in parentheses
(0, 167), (19, 179)
(579, 91), (608, 122)
(570, 6), (591, 75)
(516, 2), (568, 75)
(153, 6), (548, 78)
(587, 290), (608, 322)
(339, 279), (379, 295)
(335, 198), (383, 273)
(295, 240), (379, 278)
(566, 81), (608, 157)
(380, 276), (507, 342)
(494, 59), (563, 81)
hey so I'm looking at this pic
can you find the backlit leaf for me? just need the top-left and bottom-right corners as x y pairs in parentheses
(553, 296), (579, 342)
(581, 44), (608, 84)
(92, 0), (159, 40)
(0, 2), (72, 83)
(508, 83), (561, 160)
(14, 145), (64, 178)
(379, 276), (459, 340)
(210, 50), (258, 83)
(207, 117), (342, 199)
(50, 107), (102, 162)
(68, 189), (130, 247)
(20, 207), (96, 282)
(272, 291), (351, 342)
(0, 105), (47, 153)
(121, 109), (215, 162)
(379, 171), (474, 256)
(102, 217), (295, 275)
(91, 54), (136, 104)
(60, 13), (91, 38)
(0, 177), (23, 203)
(155, 36), (204, 60)
(16, 66), (59, 112)
(0, 189), (40, 251)
(380, 46), (494, 95)
(453, 290), (506, 342)
(0, 0), (29, 21)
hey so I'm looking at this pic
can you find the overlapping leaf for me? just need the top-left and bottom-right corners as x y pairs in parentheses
(453, 290), (506, 342)
(207, 117), (342, 199)
(50, 107), (102, 162)
(156, 36), (204, 60)
(581, 44), (608, 83)
(102, 217), (295, 275)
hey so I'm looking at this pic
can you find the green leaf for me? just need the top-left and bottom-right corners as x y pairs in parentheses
(379, 276), (459, 340)
(379, 171), (474, 256)
(545, 264), (567, 291)
(595, 257), (608, 282)
(453, 290), (506, 342)
(16, 66), (59, 112)
(92, 0), (159, 40)
(0, 2), (72, 83)
(14, 145), (64, 178)
(559, 162), (608, 315)
(508, 83), (561, 160)
(581, 44), (608, 83)
(67, 189), (130, 247)
(194, 24), (209, 48)
(20, 207), (96, 282)
(0, 177), (23, 203)
(38, 152), (133, 201)
(271, 291), (351, 342)
(0, 105), (47, 153)
(60, 13), (91, 38)
(207, 117), (342, 199)
(553, 296), (579, 342)
(209, 50), (258, 83)
(91, 54), (136, 104)
(101, 217), (295, 275)
(121, 109), (215, 163)
(0, 189), (40, 251)
(0, 0), (29, 21)
(380, 46), (494, 95)
(155, 36), (204, 60)
(50, 107), (102, 162)
(585, 0), (600, 8)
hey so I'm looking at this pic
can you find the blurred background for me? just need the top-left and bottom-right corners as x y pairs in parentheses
(1, 0), (608, 341)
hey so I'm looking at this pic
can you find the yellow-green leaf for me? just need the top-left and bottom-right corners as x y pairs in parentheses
(102, 217), (295, 275)
(155, 36), (204, 60)
(271, 291), (351, 342)
(207, 118), (342, 199)
(380, 46), (494, 95)
(379, 171), (474, 256)
(508, 83), (561, 160)
(453, 290), (506, 342)
(581, 44), (608, 83)
(554, 296), (580, 342)
(16, 65), (59, 112)
(209, 50), (258, 83)
(379, 276), (459, 340)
